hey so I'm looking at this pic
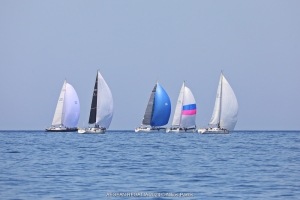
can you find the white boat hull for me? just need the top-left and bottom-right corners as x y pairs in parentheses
(78, 128), (106, 134)
(198, 128), (229, 134)
(135, 127), (166, 132)
(166, 127), (196, 133)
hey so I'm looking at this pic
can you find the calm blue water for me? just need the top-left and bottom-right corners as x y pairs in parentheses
(0, 130), (300, 200)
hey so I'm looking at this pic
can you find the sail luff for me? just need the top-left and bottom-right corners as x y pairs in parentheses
(142, 83), (157, 125)
(51, 80), (67, 126)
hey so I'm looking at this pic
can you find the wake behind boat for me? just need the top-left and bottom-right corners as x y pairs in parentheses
(46, 80), (80, 132)
(166, 82), (197, 133)
(78, 70), (113, 134)
(198, 72), (238, 134)
(135, 82), (171, 132)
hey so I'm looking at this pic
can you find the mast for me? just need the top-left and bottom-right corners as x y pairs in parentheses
(218, 71), (223, 128)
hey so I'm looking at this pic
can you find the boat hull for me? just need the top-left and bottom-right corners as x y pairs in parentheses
(166, 128), (196, 133)
(135, 127), (166, 132)
(78, 128), (106, 134)
(45, 128), (78, 132)
(198, 128), (229, 134)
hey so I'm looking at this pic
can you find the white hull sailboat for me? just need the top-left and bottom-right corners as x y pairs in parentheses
(135, 127), (167, 132)
(198, 127), (229, 134)
(166, 82), (197, 133)
(166, 127), (196, 133)
(135, 82), (171, 133)
(78, 127), (106, 134)
(78, 70), (113, 134)
(46, 80), (80, 132)
(198, 72), (238, 134)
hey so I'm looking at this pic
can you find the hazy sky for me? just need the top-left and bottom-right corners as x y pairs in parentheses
(1, 1), (299, 130)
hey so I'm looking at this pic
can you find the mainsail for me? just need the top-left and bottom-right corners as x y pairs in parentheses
(209, 73), (238, 131)
(52, 81), (67, 126)
(88, 71), (114, 128)
(172, 83), (185, 126)
(142, 84), (157, 125)
(172, 82), (197, 127)
(142, 83), (171, 126)
(52, 80), (80, 127)
(89, 73), (98, 124)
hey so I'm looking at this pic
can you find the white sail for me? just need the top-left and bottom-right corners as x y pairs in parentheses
(96, 71), (114, 128)
(63, 83), (80, 128)
(172, 83), (185, 126)
(209, 74), (238, 131)
(180, 86), (196, 128)
(220, 75), (238, 131)
(171, 82), (197, 128)
(52, 81), (67, 126)
(209, 75), (222, 125)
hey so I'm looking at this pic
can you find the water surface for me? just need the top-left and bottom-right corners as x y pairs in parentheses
(0, 130), (299, 199)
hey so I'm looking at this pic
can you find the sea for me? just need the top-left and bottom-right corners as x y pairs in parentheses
(0, 130), (300, 200)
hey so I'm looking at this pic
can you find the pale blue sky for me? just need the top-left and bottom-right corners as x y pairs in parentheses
(0, 1), (299, 130)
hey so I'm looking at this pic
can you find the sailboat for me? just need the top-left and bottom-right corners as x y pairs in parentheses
(46, 80), (80, 132)
(198, 72), (238, 134)
(166, 82), (197, 133)
(78, 70), (113, 134)
(135, 82), (171, 132)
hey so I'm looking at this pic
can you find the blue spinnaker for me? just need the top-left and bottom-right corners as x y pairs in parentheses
(151, 83), (171, 126)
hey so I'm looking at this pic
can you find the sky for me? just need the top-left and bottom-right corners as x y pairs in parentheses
(0, 1), (299, 130)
